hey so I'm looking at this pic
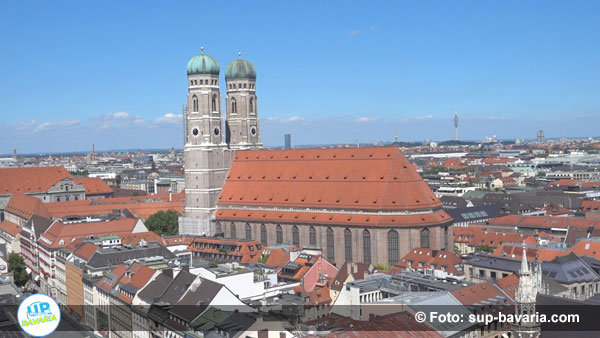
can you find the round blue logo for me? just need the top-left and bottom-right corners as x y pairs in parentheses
(17, 293), (61, 337)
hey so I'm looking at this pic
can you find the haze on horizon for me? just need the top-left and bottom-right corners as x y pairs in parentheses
(1, 1), (599, 154)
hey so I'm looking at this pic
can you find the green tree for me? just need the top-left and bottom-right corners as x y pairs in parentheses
(146, 210), (180, 236)
(8, 253), (29, 287)
(474, 245), (495, 253)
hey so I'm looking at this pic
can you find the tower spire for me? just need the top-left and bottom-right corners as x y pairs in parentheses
(520, 247), (530, 275)
(453, 106), (459, 141)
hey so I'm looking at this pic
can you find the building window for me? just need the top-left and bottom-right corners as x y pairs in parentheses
(276, 225), (283, 244)
(363, 229), (371, 265)
(327, 228), (335, 261)
(249, 97), (254, 113)
(421, 229), (430, 249)
(388, 230), (399, 265)
(260, 224), (267, 244)
(292, 226), (300, 247)
(344, 228), (352, 262)
(192, 95), (198, 112)
(216, 222), (222, 235)
(309, 226), (317, 246)
(444, 226), (449, 250)
(230, 223), (237, 239)
(231, 98), (237, 114)
(212, 94), (217, 112)
(245, 223), (252, 240)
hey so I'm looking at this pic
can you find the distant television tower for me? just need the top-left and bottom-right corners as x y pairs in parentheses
(453, 108), (459, 141)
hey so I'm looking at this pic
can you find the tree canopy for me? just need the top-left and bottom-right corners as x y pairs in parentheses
(8, 253), (29, 287)
(146, 210), (180, 236)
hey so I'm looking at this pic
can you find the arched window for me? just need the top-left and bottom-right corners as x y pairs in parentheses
(292, 226), (300, 247)
(192, 95), (198, 112)
(245, 223), (252, 240)
(421, 228), (430, 249)
(344, 228), (352, 262)
(327, 228), (335, 261)
(249, 97), (254, 113)
(212, 94), (217, 112)
(309, 227), (317, 246)
(231, 98), (237, 114)
(216, 222), (222, 235)
(388, 230), (399, 265)
(260, 224), (267, 244)
(230, 223), (237, 239)
(363, 230), (371, 265)
(276, 224), (283, 244)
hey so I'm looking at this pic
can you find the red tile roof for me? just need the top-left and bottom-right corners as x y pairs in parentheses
(451, 281), (512, 306)
(5, 193), (50, 219)
(0, 220), (20, 237)
(218, 147), (443, 211)
(568, 239), (600, 260)
(73, 242), (100, 261)
(581, 200), (600, 212)
(39, 217), (142, 249)
(73, 177), (113, 195)
(489, 215), (600, 230)
(44, 193), (183, 220)
(119, 231), (162, 245)
(0, 166), (74, 194)
(493, 274), (519, 299)
(491, 244), (568, 262)
(396, 248), (462, 275)
(263, 247), (293, 270)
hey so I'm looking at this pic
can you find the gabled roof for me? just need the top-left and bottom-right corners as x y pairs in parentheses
(73, 242), (99, 261)
(138, 272), (173, 304)
(542, 252), (600, 284)
(39, 217), (142, 249)
(5, 193), (50, 219)
(330, 261), (372, 291)
(21, 215), (54, 239)
(156, 270), (196, 305)
(170, 277), (224, 322)
(0, 166), (74, 195)
(0, 220), (20, 237)
(451, 281), (512, 306)
(73, 177), (113, 195)
(218, 147), (443, 212)
(396, 248), (463, 275)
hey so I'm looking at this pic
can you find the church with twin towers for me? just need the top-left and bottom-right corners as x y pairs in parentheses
(179, 49), (262, 236)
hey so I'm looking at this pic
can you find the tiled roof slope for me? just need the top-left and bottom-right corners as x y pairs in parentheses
(0, 166), (73, 194)
(73, 177), (113, 195)
(5, 193), (50, 219)
(218, 147), (442, 211)
(0, 220), (20, 236)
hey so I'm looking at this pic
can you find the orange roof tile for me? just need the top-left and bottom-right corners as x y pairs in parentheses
(396, 248), (462, 275)
(0, 220), (20, 236)
(39, 217), (141, 249)
(119, 231), (162, 245)
(5, 193), (50, 219)
(73, 242), (100, 261)
(218, 147), (442, 212)
(0, 166), (74, 194)
(493, 274), (519, 299)
(73, 177), (113, 195)
(263, 247), (292, 270)
(451, 282), (512, 306)
(570, 240), (600, 260)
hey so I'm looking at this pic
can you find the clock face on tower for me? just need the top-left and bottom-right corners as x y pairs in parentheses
(192, 127), (199, 136)
(250, 126), (257, 136)
(214, 127), (220, 136)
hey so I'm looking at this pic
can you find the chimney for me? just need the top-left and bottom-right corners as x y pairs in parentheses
(353, 263), (358, 274)
(347, 263), (351, 275)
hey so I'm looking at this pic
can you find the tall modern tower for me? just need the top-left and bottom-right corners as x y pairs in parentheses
(284, 134), (291, 149)
(511, 248), (541, 338)
(453, 111), (459, 141)
(536, 130), (545, 143)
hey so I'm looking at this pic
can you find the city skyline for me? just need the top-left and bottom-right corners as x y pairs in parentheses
(2, 1), (600, 153)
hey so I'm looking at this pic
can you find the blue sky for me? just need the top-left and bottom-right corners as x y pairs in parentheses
(1, 1), (599, 153)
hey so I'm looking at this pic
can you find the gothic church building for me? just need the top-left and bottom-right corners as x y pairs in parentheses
(179, 51), (453, 266)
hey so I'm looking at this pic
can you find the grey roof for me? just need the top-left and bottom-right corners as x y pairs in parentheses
(170, 277), (224, 322)
(391, 271), (474, 292)
(542, 253), (600, 284)
(21, 214), (54, 239)
(445, 204), (503, 223)
(138, 272), (173, 304)
(85, 243), (176, 269)
(0, 243), (6, 259)
(440, 196), (469, 209)
(463, 253), (522, 274)
(157, 270), (196, 305)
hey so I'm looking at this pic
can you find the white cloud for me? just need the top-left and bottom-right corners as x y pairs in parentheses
(369, 25), (379, 32)
(282, 116), (305, 122)
(112, 111), (129, 118)
(487, 115), (506, 120)
(356, 117), (378, 123)
(155, 113), (182, 124)
(34, 119), (80, 132)
(416, 114), (433, 120)
(347, 29), (360, 36)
